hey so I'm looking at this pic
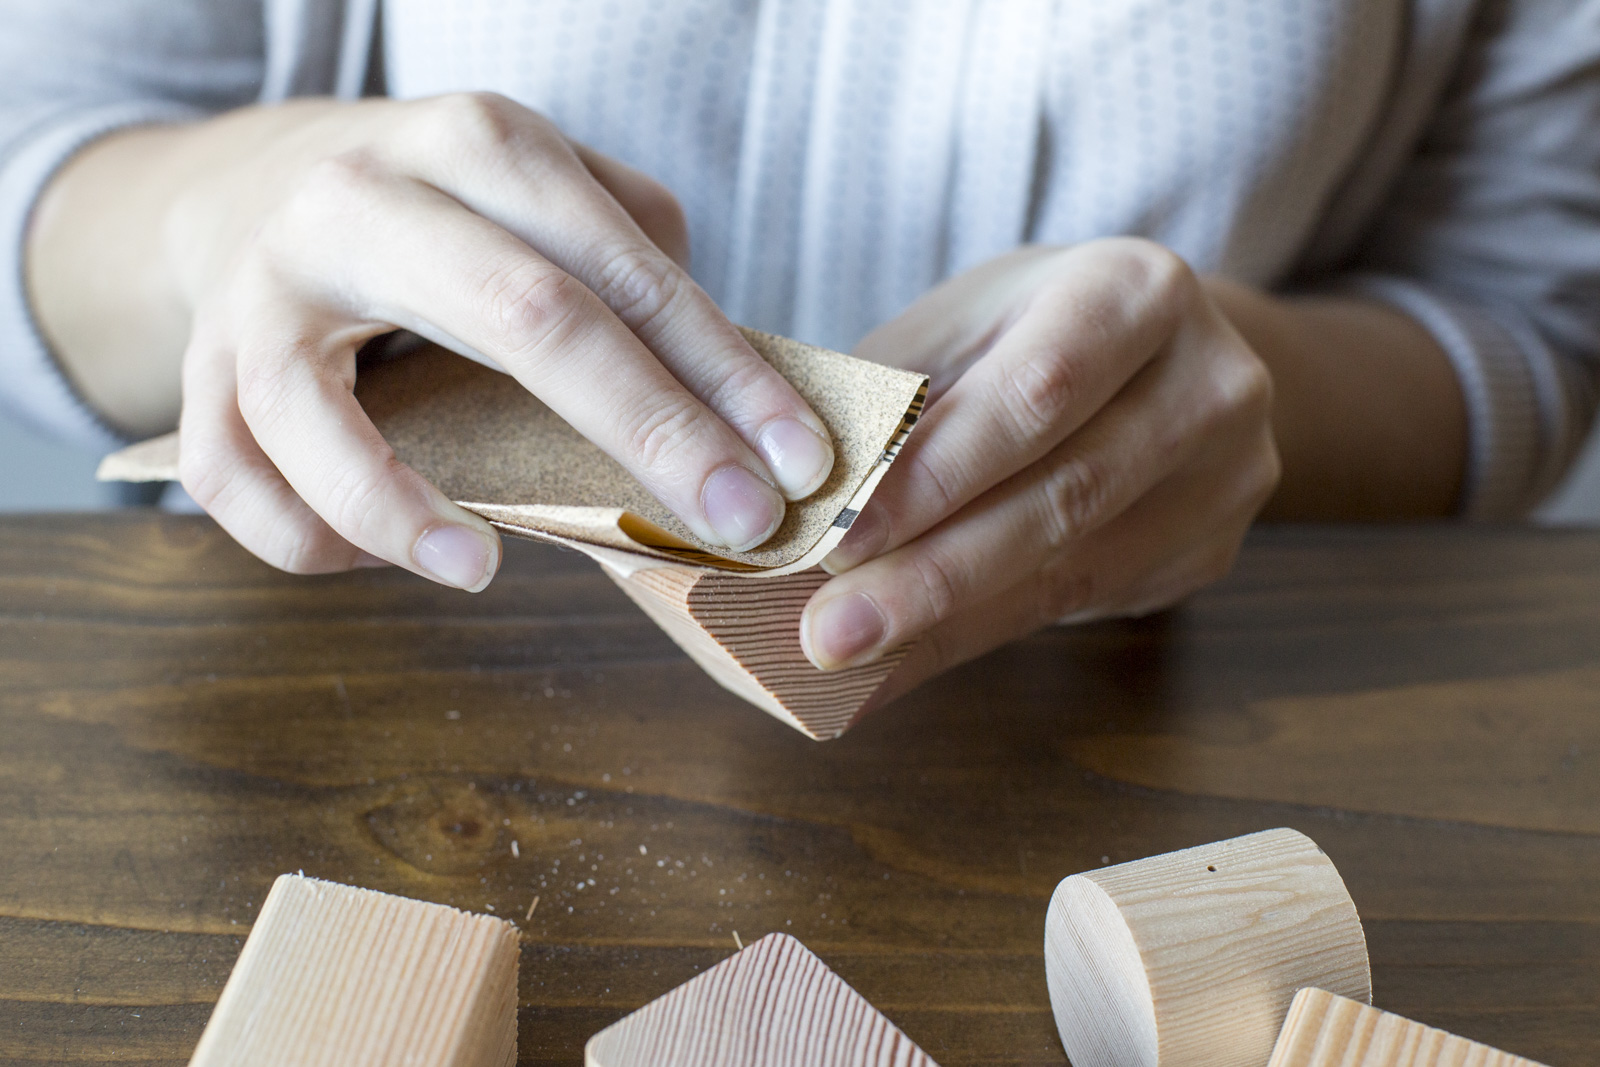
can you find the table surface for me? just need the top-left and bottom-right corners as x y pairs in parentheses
(1, 514), (1596, 1066)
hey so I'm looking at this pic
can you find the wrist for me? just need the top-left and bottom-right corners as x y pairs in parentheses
(1200, 275), (1465, 519)
(28, 123), (197, 436)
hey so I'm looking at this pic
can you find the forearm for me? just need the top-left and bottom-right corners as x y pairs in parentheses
(1204, 278), (1467, 520)
(24, 101), (346, 437)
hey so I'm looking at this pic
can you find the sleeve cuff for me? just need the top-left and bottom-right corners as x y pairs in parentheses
(1331, 275), (1570, 519)
(0, 100), (203, 451)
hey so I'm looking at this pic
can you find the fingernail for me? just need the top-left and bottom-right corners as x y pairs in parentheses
(414, 524), (499, 591)
(702, 465), (785, 551)
(757, 418), (835, 500)
(821, 506), (888, 574)
(805, 591), (887, 669)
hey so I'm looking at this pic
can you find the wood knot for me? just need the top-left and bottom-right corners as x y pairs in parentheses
(365, 780), (506, 875)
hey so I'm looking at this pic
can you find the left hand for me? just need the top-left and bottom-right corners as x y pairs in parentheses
(799, 239), (1280, 704)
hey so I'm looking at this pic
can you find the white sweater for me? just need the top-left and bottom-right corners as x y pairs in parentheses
(4, 0), (1600, 516)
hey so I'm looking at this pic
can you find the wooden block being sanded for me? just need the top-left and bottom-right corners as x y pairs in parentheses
(188, 874), (519, 1067)
(585, 932), (938, 1067)
(606, 564), (907, 739)
(1044, 827), (1370, 1067)
(1269, 989), (1549, 1067)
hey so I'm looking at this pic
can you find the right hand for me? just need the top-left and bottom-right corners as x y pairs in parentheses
(152, 94), (834, 589)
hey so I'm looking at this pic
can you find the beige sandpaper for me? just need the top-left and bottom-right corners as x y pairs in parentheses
(98, 328), (927, 576)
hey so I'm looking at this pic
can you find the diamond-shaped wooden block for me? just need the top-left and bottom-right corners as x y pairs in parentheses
(585, 933), (939, 1067)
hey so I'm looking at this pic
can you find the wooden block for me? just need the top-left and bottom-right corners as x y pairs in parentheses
(1270, 988), (1548, 1066)
(1044, 827), (1370, 1067)
(585, 932), (938, 1066)
(188, 873), (519, 1067)
(608, 564), (906, 739)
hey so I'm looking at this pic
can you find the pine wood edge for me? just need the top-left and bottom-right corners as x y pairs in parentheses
(188, 874), (519, 1067)
(1269, 989), (1549, 1067)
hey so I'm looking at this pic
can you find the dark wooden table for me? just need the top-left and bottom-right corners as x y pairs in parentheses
(1, 514), (1596, 1065)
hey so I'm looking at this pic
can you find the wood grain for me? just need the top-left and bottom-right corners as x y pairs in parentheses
(1045, 828), (1369, 1067)
(188, 874), (518, 1066)
(1269, 989), (1547, 1067)
(0, 518), (1597, 1065)
(585, 933), (935, 1066)
(609, 565), (905, 739)
(1063, 667), (1600, 835)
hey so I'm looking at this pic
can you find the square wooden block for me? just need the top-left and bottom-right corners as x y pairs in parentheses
(188, 873), (519, 1067)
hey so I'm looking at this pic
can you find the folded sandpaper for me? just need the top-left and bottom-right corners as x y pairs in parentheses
(99, 328), (929, 578)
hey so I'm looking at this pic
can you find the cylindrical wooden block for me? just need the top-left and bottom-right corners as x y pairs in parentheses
(1044, 828), (1370, 1067)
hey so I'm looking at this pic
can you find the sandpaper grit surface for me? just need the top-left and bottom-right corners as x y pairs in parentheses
(356, 329), (925, 569)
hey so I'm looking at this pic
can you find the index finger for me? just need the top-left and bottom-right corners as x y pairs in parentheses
(275, 161), (790, 552)
(392, 95), (837, 503)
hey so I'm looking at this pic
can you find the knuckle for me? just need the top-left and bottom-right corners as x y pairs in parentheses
(908, 549), (963, 625)
(300, 151), (382, 201)
(1212, 350), (1274, 421)
(1111, 237), (1197, 307)
(592, 248), (684, 333)
(320, 455), (403, 539)
(1071, 238), (1197, 337)
(1180, 348), (1275, 459)
(277, 152), (382, 238)
(251, 153), (384, 269)
(622, 394), (705, 473)
(1243, 359), (1275, 422)
(480, 259), (587, 357)
(419, 91), (533, 154)
(900, 447), (963, 519)
(701, 357), (779, 418)
(996, 351), (1083, 444)
(1041, 451), (1113, 547)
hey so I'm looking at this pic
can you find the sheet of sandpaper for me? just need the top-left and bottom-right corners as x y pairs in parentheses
(98, 328), (928, 576)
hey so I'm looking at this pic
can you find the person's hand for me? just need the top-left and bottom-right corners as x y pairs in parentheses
(142, 95), (835, 588)
(799, 239), (1279, 703)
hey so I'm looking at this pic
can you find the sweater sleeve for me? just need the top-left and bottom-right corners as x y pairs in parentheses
(1326, 0), (1600, 517)
(0, 0), (265, 447)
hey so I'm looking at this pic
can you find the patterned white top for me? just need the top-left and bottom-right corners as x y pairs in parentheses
(4, 0), (1600, 516)
(386, 0), (1398, 347)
